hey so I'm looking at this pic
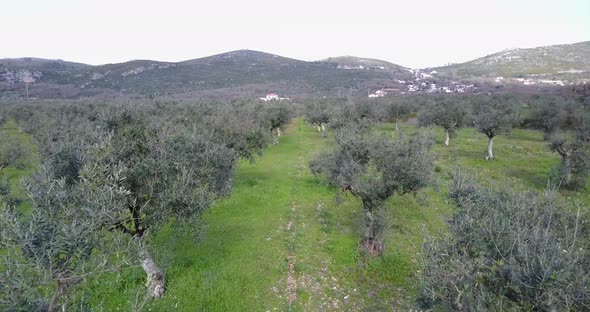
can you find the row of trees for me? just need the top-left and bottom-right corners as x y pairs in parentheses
(0, 99), (293, 310)
(302, 94), (589, 309)
(304, 94), (590, 190)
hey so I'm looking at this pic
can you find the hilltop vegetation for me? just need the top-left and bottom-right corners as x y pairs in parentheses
(436, 41), (590, 81)
(321, 56), (406, 70)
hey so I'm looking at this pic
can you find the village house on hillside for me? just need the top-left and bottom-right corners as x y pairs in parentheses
(368, 90), (387, 98)
(260, 93), (290, 101)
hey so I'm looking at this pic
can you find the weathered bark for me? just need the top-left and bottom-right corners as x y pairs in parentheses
(142, 252), (166, 298)
(271, 128), (279, 144)
(563, 156), (572, 185)
(317, 125), (322, 132)
(444, 128), (450, 146)
(47, 280), (63, 312)
(361, 205), (384, 254)
(130, 205), (145, 237)
(486, 136), (494, 160)
(277, 127), (282, 137)
(395, 121), (400, 132)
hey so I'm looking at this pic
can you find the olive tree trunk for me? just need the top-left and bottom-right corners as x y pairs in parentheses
(563, 156), (572, 186)
(486, 136), (494, 160)
(271, 128), (279, 144)
(47, 280), (64, 312)
(444, 128), (450, 146)
(141, 251), (165, 298)
(361, 203), (384, 254)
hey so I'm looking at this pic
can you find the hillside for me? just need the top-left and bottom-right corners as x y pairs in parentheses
(435, 41), (590, 84)
(1, 42), (589, 100)
(0, 50), (413, 99)
(0, 58), (91, 85)
(180, 49), (305, 66)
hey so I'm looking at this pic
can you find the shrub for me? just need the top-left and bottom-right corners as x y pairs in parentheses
(419, 171), (590, 311)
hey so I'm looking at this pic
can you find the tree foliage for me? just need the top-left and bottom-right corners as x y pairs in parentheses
(420, 171), (590, 311)
(310, 127), (434, 253)
(0, 100), (275, 303)
(527, 96), (570, 139)
(0, 166), (135, 311)
(418, 96), (470, 145)
(472, 95), (521, 139)
(471, 96), (521, 159)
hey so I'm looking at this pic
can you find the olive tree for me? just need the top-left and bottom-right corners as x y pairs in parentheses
(471, 96), (521, 160)
(528, 96), (569, 140)
(305, 102), (330, 135)
(88, 113), (236, 298)
(548, 110), (590, 190)
(209, 102), (270, 162)
(419, 171), (590, 311)
(382, 99), (413, 132)
(0, 166), (135, 311)
(419, 97), (469, 146)
(576, 108), (590, 145)
(309, 128), (434, 254)
(263, 102), (292, 144)
(1, 101), (272, 304)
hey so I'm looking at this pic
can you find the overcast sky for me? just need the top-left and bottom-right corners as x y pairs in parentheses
(1, 0), (589, 68)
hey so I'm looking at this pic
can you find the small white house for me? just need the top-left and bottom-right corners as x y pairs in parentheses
(368, 90), (387, 98)
(260, 93), (291, 102)
(260, 93), (279, 101)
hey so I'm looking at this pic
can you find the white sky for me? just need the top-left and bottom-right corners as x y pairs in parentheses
(1, 0), (589, 68)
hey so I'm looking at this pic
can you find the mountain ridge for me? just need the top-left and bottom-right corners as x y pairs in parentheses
(1, 41), (588, 100)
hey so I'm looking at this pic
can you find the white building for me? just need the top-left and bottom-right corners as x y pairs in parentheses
(369, 90), (387, 98)
(260, 93), (279, 101)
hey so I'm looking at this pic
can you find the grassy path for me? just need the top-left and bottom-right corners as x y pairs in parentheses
(0, 119), (38, 211)
(93, 119), (362, 310)
(93, 118), (453, 311)
(151, 119), (369, 311)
